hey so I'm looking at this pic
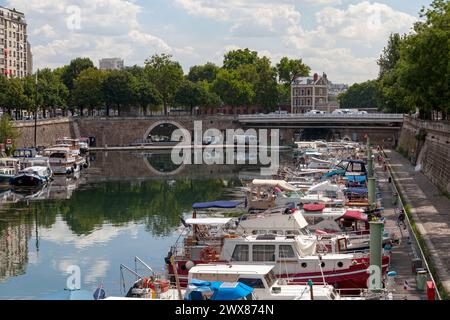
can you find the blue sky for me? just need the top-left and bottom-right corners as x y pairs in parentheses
(0, 0), (433, 83)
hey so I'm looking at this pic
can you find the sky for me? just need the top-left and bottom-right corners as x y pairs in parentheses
(0, 0), (433, 84)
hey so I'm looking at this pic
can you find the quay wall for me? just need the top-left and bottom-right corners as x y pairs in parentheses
(398, 116), (450, 193)
(12, 118), (75, 148)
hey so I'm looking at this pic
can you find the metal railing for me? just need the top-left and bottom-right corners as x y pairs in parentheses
(383, 151), (442, 300)
(238, 113), (405, 120)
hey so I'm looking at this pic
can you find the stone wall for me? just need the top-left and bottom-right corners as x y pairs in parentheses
(13, 118), (75, 148)
(76, 116), (239, 147)
(398, 116), (450, 193)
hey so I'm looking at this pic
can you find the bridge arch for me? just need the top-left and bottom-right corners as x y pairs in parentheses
(143, 120), (187, 141)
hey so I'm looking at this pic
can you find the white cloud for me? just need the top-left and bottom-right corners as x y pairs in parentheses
(32, 24), (57, 38)
(40, 216), (139, 249)
(4, 0), (420, 83)
(6, 0), (176, 69)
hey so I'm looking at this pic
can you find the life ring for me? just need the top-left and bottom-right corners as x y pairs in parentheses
(200, 246), (219, 261)
(223, 234), (238, 239)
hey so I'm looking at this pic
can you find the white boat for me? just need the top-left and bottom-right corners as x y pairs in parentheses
(9, 166), (53, 187)
(0, 158), (21, 182)
(43, 147), (80, 175)
(188, 264), (342, 300)
(165, 218), (390, 290)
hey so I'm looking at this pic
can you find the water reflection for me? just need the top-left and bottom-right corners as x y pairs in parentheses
(0, 151), (248, 298)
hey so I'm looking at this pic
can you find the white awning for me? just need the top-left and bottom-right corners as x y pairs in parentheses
(251, 179), (299, 192)
(292, 211), (308, 229)
(185, 218), (233, 226)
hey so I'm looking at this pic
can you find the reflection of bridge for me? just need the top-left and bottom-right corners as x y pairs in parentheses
(238, 113), (404, 129)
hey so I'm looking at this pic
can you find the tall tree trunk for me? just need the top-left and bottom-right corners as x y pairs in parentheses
(106, 105), (110, 117)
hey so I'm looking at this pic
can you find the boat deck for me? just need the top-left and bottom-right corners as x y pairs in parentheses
(374, 152), (427, 300)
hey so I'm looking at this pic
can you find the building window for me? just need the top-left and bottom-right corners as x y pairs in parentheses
(252, 245), (276, 262)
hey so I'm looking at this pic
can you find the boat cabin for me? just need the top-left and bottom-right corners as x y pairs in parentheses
(13, 148), (37, 158)
(188, 264), (341, 300)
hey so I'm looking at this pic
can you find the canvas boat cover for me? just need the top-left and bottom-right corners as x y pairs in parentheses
(323, 169), (346, 177)
(307, 180), (340, 193)
(184, 218), (233, 226)
(251, 179), (299, 192)
(345, 187), (368, 194)
(303, 203), (326, 212)
(338, 210), (368, 221)
(346, 176), (367, 183)
(186, 279), (253, 300)
(192, 200), (242, 209)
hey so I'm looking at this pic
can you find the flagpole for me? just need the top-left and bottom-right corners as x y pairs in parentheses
(34, 70), (38, 148)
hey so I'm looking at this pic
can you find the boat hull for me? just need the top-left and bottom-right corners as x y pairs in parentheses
(166, 255), (390, 290)
(9, 174), (48, 187)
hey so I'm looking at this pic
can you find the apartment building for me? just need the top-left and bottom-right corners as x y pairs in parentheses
(99, 58), (124, 70)
(291, 73), (329, 113)
(0, 6), (32, 78)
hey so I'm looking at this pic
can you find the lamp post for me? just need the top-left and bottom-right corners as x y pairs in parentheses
(34, 69), (39, 148)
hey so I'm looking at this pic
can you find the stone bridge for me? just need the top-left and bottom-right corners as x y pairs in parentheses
(12, 113), (404, 148)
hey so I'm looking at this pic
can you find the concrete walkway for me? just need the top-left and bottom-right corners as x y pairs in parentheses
(374, 157), (425, 299)
(384, 149), (450, 297)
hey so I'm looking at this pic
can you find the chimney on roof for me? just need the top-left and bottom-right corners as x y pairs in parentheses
(313, 73), (318, 82)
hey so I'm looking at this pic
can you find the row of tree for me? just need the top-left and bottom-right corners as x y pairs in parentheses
(339, 0), (449, 120)
(0, 49), (311, 118)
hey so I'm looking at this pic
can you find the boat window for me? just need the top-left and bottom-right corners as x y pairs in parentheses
(245, 293), (255, 300)
(252, 245), (275, 262)
(264, 270), (277, 287)
(231, 245), (249, 262)
(279, 245), (295, 259)
(352, 163), (362, 172)
(238, 278), (265, 289)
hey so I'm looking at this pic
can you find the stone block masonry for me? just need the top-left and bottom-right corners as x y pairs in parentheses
(12, 118), (75, 148)
(398, 116), (450, 194)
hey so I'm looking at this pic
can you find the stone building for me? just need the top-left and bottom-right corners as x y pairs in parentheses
(291, 73), (329, 113)
(0, 6), (32, 78)
(99, 58), (124, 70)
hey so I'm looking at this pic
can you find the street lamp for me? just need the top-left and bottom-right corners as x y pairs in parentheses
(34, 69), (39, 148)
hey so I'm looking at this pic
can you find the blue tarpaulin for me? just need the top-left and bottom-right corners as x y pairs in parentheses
(324, 169), (346, 177)
(192, 201), (242, 209)
(345, 187), (368, 194)
(346, 175), (367, 183)
(185, 279), (253, 300)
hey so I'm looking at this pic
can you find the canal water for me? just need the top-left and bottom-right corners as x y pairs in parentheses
(0, 151), (278, 299)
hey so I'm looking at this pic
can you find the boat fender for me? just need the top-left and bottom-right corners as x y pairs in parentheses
(351, 260), (358, 265)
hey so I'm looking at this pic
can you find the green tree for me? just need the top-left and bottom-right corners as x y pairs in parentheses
(72, 68), (106, 116)
(144, 54), (184, 115)
(0, 77), (27, 118)
(377, 33), (402, 78)
(223, 48), (258, 70)
(212, 69), (254, 115)
(174, 80), (203, 114)
(61, 58), (95, 91)
(395, 0), (450, 119)
(0, 114), (19, 147)
(253, 57), (279, 112)
(187, 62), (219, 83)
(131, 77), (162, 116)
(102, 70), (135, 116)
(36, 68), (68, 118)
(276, 57), (311, 85)
(338, 80), (380, 109)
